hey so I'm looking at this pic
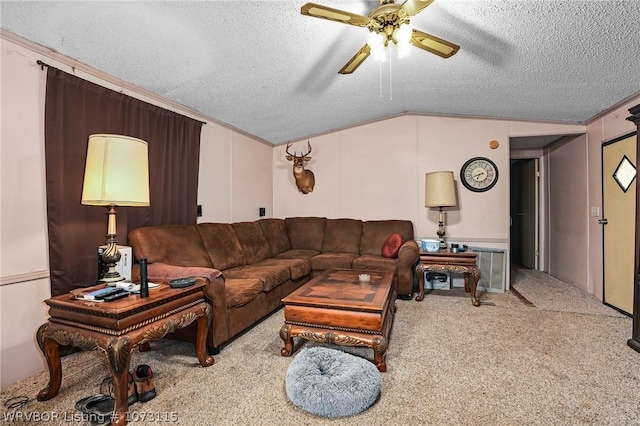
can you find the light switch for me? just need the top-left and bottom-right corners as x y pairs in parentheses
(590, 206), (600, 217)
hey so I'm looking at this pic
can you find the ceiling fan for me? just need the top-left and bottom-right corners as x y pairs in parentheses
(301, 0), (459, 74)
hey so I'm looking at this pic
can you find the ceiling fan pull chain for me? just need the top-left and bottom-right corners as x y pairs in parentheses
(379, 60), (383, 98)
(389, 49), (393, 100)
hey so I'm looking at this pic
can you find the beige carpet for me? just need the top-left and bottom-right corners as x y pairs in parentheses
(510, 267), (628, 318)
(2, 272), (639, 426)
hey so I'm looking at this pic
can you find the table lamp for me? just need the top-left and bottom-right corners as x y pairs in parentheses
(81, 134), (150, 284)
(425, 171), (457, 250)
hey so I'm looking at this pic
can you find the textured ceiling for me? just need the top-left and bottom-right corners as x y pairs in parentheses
(2, 1), (639, 145)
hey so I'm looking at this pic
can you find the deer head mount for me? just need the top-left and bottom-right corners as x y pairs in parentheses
(285, 141), (315, 194)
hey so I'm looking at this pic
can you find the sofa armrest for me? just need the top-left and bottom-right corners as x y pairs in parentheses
(132, 262), (221, 282)
(140, 262), (229, 348)
(396, 240), (420, 296)
(144, 262), (222, 283)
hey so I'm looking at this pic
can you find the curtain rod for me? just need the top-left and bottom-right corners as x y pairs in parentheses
(34, 59), (206, 126)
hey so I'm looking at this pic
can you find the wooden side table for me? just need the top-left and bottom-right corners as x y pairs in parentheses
(36, 280), (214, 426)
(415, 251), (481, 306)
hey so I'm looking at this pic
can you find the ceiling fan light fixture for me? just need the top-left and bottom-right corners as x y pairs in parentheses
(367, 31), (387, 61)
(394, 23), (412, 58)
(396, 42), (411, 58)
(394, 22), (412, 45)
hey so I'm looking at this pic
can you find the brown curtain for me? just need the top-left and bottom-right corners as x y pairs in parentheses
(44, 67), (203, 296)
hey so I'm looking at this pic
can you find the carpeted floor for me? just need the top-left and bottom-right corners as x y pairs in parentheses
(2, 269), (639, 425)
(510, 267), (628, 318)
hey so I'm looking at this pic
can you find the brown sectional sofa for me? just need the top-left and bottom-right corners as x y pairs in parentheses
(127, 217), (419, 352)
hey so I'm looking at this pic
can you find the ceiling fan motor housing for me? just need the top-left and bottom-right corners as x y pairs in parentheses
(369, 3), (409, 43)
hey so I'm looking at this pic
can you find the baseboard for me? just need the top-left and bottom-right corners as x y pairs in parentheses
(627, 338), (640, 354)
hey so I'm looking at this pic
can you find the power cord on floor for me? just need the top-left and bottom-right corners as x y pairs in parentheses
(4, 395), (29, 410)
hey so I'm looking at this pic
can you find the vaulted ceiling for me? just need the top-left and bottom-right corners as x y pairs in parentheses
(2, 1), (639, 145)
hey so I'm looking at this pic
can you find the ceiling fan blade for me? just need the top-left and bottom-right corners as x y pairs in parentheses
(301, 2), (372, 27)
(410, 29), (460, 58)
(338, 44), (371, 74)
(401, 0), (435, 17)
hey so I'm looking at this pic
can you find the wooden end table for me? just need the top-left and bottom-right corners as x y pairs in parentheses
(415, 250), (482, 306)
(280, 269), (395, 372)
(36, 280), (214, 426)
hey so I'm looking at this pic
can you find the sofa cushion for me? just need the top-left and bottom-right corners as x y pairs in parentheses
(128, 225), (213, 267)
(381, 233), (403, 258)
(321, 219), (362, 254)
(225, 278), (264, 308)
(224, 264), (291, 292)
(197, 223), (246, 270)
(360, 220), (414, 256)
(285, 217), (326, 251)
(276, 249), (321, 260)
(258, 218), (291, 256)
(352, 255), (398, 272)
(232, 221), (272, 264)
(255, 258), (311, 280)
(310, 252), (358, 271)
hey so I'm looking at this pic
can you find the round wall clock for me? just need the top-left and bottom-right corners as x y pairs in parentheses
(460, 157), (499, 192)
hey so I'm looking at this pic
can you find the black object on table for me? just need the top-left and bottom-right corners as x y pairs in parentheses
(140, 258), (149, 298)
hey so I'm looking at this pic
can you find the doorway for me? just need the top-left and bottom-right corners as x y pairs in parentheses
(510, 158), (539, 269)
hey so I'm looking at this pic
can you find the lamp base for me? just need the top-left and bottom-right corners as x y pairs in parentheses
(101, 271), (125, 285)
(100, 213), (124, 285)
(437, 207), (447, 250)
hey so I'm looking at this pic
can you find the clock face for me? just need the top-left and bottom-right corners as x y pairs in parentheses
(460, 157), (499, 192)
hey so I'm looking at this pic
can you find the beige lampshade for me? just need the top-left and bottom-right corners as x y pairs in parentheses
(81, 134), (150, 207)
(425, 171), (457, 207)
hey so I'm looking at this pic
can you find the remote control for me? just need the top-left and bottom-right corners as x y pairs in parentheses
(93, 287), (124, 300)
(82, 287), (119, 300)
(169, 277), (197, 288)
(102, 290), (130, 302)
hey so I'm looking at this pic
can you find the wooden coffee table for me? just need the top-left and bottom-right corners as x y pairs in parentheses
(36, 280), (214, 426)
(280, 269), (396, 372)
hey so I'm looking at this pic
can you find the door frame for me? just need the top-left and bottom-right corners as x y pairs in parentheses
(510, 150), (546, 272)
(626, 104), (640, 353)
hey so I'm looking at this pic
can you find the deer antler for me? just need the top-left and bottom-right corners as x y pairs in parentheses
(285, 141), (295, 157)
(300, 141), (312, 157)
(286, 141), (312, 158)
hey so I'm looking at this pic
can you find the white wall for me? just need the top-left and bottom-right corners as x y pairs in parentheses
(0, 36), (272, 387)
(273, 115), (587, 256)
(197, 127), (273, 223)
(547, 135), (590, 288)
(0, 37), (51, 389)
(198, 125), (233, 222)
(230, 134), (273, 222)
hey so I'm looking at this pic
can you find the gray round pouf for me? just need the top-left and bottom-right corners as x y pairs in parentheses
(285, 346), (381, 417)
